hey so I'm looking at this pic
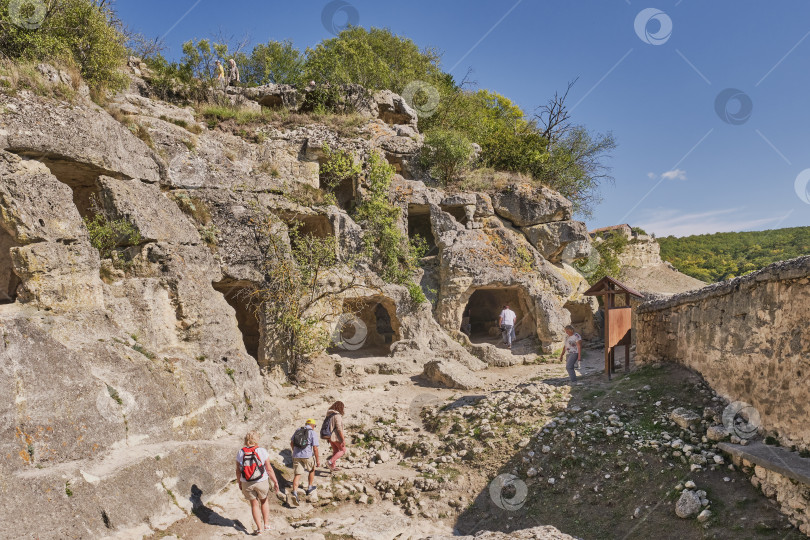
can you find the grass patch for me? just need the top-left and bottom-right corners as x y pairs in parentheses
(132, 343), (156, 360)
(106, 384), (123, 405)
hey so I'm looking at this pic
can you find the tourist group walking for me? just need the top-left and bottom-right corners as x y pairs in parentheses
(235, 401), (346, 534)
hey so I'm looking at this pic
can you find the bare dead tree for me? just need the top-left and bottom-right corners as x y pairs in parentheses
(534, 77), (578, 148)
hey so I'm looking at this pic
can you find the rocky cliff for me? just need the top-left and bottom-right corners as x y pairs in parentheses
(0, 63), (599, 537)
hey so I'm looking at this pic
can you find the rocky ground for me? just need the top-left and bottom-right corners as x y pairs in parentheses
(110, 339), (802, 540)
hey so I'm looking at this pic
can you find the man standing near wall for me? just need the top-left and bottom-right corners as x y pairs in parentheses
(499, 304), (517, 349)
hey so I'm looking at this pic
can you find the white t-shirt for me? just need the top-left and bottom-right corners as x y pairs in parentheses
(236, 446), (269, 482)
(565, 333), (582, 354)
(500, 309), (516, 326)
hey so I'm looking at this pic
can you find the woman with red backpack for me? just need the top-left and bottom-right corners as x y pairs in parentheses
(235, 430), (280, 534)
(320, 401), (347, 471)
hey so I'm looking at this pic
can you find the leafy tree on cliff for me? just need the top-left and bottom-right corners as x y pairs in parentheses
(237, 39), (305, 86)
(0, 0), (128, 92)
(303, 26), (444, 93)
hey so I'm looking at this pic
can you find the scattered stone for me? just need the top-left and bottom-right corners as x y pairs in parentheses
(670, 408), (701, 429)
(675, 490), (702, 518)
(706, 425), (729, 442)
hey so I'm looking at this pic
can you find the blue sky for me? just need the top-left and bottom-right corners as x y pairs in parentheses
(116, 0), (810, 237)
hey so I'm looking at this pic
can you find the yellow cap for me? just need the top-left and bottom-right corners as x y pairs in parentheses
(305, 418), (317, 425)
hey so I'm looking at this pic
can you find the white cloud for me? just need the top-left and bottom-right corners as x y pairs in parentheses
(635, 207), (788, 237)
(660, 168), (687, 181)
(647, 172), (657, 180)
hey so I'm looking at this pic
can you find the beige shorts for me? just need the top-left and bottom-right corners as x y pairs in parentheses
(241, 478), (269, 501)
(293, 456), (316, 475)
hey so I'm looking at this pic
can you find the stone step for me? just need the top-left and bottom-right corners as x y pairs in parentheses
(718, 441), (810, 485)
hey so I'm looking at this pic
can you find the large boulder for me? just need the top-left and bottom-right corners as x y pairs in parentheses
(492, 184), (572, 227)
(522, 220), (590, 263)
(421, 360), (485, 390)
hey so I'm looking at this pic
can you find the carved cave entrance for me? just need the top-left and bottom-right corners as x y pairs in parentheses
(440, 204), (468, 227)
(319, 159), (355, 212)
(407, 204), (437, 256)
(213, 280), (262, 361)
(0, 227), (20, 304)
(284, 214), (334, 252)
(330, 296), (401, 357)
(462, 287), (535, 342)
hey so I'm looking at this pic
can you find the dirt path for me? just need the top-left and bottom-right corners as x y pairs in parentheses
(126, 341), (799, 540)
(128, 343), (609, 539)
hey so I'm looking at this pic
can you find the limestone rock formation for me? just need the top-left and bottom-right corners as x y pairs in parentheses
(0, 66), (600, 537)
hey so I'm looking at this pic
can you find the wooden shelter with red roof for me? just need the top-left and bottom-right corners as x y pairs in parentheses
(584, 276), (644, 379)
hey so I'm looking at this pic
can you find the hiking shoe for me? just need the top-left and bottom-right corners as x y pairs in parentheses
(305, 485), (317, 496)
(286, 490), (299, 507)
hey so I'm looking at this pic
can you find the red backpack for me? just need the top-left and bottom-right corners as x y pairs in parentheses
(240, 446), (265, 481)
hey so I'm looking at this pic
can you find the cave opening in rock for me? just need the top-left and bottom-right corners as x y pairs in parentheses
(440, 205), (467, 226)
(564, 300), (599, 340)
(318, 160), (355, 212)
(462, 287), (535, 342)
(407, 204), (437, 256)
(283, 214), (335, 252)
(329, 296), (401, 357)
(0, 227), (20, 304)
(23, 155), (106, 218)
(212, 280), (262, 361)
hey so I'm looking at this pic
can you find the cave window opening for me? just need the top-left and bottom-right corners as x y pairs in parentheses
(212, 280), (262, 362)
(329, 296), (401, 357)
(285, 214), (335, 253)
(463, 287), (535, 343)
(318, 158), (355, 212)
(0, 227), (20, 305)
(407, 205), (437, 256)
(440, 205), (467, 226)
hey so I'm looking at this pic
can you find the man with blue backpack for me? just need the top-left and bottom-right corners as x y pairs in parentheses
(287, 419), (320, 507)
(236, 430), (280, 534)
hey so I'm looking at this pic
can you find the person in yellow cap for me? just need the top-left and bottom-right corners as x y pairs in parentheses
(287, 418), (320, 506)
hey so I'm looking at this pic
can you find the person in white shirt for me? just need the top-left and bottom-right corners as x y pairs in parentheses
(498, 304), (517, 349)
(236, 430), (281, 534)
(559, 325), (582, 385)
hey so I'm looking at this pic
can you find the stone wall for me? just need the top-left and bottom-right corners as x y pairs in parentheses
(636, 256), (810, 448)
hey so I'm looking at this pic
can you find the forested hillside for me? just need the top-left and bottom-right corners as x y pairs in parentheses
(658, 226), (810, 282)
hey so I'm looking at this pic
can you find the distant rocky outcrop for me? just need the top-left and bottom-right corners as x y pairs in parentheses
(590, 223), (705, 298)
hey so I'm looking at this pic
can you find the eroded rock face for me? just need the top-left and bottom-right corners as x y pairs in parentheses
(0, 92), (161, 183)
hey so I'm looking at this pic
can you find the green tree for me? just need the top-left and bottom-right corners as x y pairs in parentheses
(238, 39), (305, 86)
(181, 38), (228, 83)
(420, 128), (474, 185)
(303, 26), (443, 93)
(0, 0), (128, 92)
